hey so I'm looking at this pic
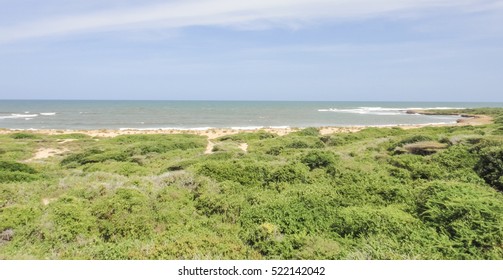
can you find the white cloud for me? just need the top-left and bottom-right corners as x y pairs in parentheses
(0, 0), (499, 43)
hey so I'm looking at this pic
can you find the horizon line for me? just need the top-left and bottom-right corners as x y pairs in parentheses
(1, 99), (503, 103)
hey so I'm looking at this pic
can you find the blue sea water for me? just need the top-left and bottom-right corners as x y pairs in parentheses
(0, 100), (502, 130)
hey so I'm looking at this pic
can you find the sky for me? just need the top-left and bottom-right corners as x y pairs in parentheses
(0, 0), (502, 101)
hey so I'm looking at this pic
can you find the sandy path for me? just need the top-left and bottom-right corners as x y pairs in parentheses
(204, 140), (215, 154)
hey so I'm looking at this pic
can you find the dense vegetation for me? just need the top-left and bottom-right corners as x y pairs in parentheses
(1, 108), (503, 259)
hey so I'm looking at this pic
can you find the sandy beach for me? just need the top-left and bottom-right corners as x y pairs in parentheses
(0, 113), (492, 139)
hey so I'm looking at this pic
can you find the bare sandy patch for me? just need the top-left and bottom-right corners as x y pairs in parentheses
(239, 143), (248, 152)
(41, 198), (56, 206)
(57, 139), (77, 144)
(27, 147), (68, 161)
(204, 140), (215, 154)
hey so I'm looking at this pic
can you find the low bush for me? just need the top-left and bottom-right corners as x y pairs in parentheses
(267, 163), (310, 185)
(475, 147), (503, 191)
(331, 206), (421, 238)
(301, 150), (338, 170)
(92, 188), (155, 242)
(0, 161), (37, 174)
(10, 133), (40, 139)
(388, 154), (443, 181)
(0, 161), (39, 183)
(417, 181), (503, 254)
(198, 160), (270, 187)
(43, 196), (96, 243)
(293, 127), (320, 137)
(0, 205), (40, 231)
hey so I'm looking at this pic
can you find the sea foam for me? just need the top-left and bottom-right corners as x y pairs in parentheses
(318, 107), (465, 116)
(0, 113), (39, 119)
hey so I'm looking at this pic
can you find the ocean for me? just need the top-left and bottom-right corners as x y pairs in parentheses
(0, 100), (502, 130)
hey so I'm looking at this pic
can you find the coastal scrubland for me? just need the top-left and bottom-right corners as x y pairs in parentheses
(1, 108), (503, 259)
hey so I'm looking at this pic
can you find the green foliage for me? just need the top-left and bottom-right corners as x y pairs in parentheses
(267, 163), (310, 185)
(239, 188), (339, 237)
(332, 206), (420, 238)
(434, 145), (478, 171)
(417, 182), (503, 257)
(92, 188), (154, 242)
(218, 131), (276, 141)
(10, 132), (40, 139)
(0, 205), (40, 231)
(193, 181), (243, 224)
(388, 154), (443, 180)
(111, 134), (206, 152)
(0, 161), (40, 183)
(244, 222), (292, 256)
(43, 196), (96, 243)
(293, 127), (320, 136)
(61, 134), (206, 168)
(52, 133), (90, 139)
(397, 135), (436, 146)
(475, 147), (503, 191)
(84, 162), (147, 176)
(198, 160), (270, 187)
(0, 161), (37, 174)
(285, 136), (325, 149)
(301, 150), (338, 170)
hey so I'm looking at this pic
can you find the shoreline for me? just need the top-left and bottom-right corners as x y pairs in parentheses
(0, 113), (492, 139)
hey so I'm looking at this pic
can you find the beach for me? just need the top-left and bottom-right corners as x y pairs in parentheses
(0, 112), (492, 139)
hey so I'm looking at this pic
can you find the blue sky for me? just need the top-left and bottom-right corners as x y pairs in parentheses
(0, 0), (502, 101)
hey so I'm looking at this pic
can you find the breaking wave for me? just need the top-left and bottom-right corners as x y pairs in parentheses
(318, 107), (465, 116)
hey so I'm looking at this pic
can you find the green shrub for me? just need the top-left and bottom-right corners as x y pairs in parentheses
(10, 133), (39, 139)
(194, 181), (244, 223)
(0, 161), (39, 183)
(331, 206), (420, 238)
(294, 127), (320, 136)
(433, 145), (478, 171)
(417, 182), (503, 252)
(52, 133), (90, 139)
(0, 205), (40, 231)
(110, 134), (206, 153)
(266, 146), (284, 156)
(0, 172), (40, 183)
(287, 140), (310, 149)
(322, 135), (350, 146)
(198, 160), (270, 187)
(61, 134), (206, 168)
(293, 235), (342, 259)
(239, 191), (337, 237)
(268, 163), (310, 185)
(245, 222), (287, 256)
(218, 131), (276, 141)
(301, 150), (338, 170)
(388, 154), (443, 180)
(475, 147), (503, 191)
(44, 196), (96, 243)
(0, 161), (37, 173)
(83, 162), (147, 176)
(61, 148), (106, 166)
(92, 188), (154, 242)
